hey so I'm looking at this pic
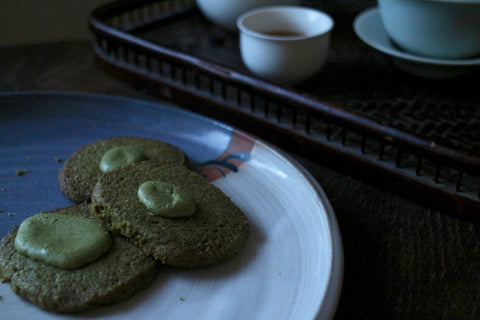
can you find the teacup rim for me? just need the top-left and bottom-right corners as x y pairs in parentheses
(237, 6), (334, 41)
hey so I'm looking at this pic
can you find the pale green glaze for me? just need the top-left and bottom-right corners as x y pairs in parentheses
(138, 181), (196, 218)
(14, 213), (112, 269)
(100, 146), (147, 172)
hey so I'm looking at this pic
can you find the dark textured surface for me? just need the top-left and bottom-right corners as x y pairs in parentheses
(1, 38), (480, 319)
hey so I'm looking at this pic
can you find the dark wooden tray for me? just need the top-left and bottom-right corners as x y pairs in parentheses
(89, 0), (480, 221)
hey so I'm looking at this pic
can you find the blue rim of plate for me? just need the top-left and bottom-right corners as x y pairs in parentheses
(353, 7), (480, 66)
(0, 91), (343, 320)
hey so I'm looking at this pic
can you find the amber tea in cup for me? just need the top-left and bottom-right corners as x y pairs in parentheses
(261, 30), (306, 37)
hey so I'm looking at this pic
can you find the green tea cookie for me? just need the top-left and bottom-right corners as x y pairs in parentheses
(0, 204), (158, 313)
(58, 137), (188, 203)
(91, 161), (249, 268)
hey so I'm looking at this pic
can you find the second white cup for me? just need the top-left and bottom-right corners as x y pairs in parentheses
(378, 0), (480, 59)
(237, 6), (334, 86)
(196, 0), (301, 31)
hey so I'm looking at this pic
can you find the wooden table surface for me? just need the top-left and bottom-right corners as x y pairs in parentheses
(1, 41), (480, 319)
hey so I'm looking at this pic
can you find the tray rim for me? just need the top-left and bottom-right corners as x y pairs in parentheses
(88, 0), (480, 221)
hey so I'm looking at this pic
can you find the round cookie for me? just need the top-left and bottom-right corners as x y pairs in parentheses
(91, 160), (249, 268)
(58, 137), (188, 203)
(0, 204), (158, 313)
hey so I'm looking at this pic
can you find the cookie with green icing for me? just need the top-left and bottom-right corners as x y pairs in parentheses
(0, 204), (158, 313)
(91, 160), (249, 268)
(58, 137), (188, 203)
(15, 213), (112, 269)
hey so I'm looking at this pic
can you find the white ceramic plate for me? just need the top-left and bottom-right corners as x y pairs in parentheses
(354, 7), (480, 79)
(0, 92), (343, 320)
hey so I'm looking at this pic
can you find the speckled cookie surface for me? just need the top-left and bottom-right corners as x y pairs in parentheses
(0, 204), (158, 314)
(58, 137), (188, 203)
(91, 161), (249, 268)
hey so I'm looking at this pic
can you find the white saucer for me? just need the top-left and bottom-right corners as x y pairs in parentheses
(353, 7), (480, 79)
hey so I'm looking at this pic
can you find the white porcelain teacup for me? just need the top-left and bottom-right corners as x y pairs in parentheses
(196, 0), (301, 31)
(378, 0), (480, 59)
(237, 6), (334, 86)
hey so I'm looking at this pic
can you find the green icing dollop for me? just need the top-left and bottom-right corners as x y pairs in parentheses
(100, 145), (147, 172)
(138, 181), (196, 218)
(14, 213), (112, 269)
